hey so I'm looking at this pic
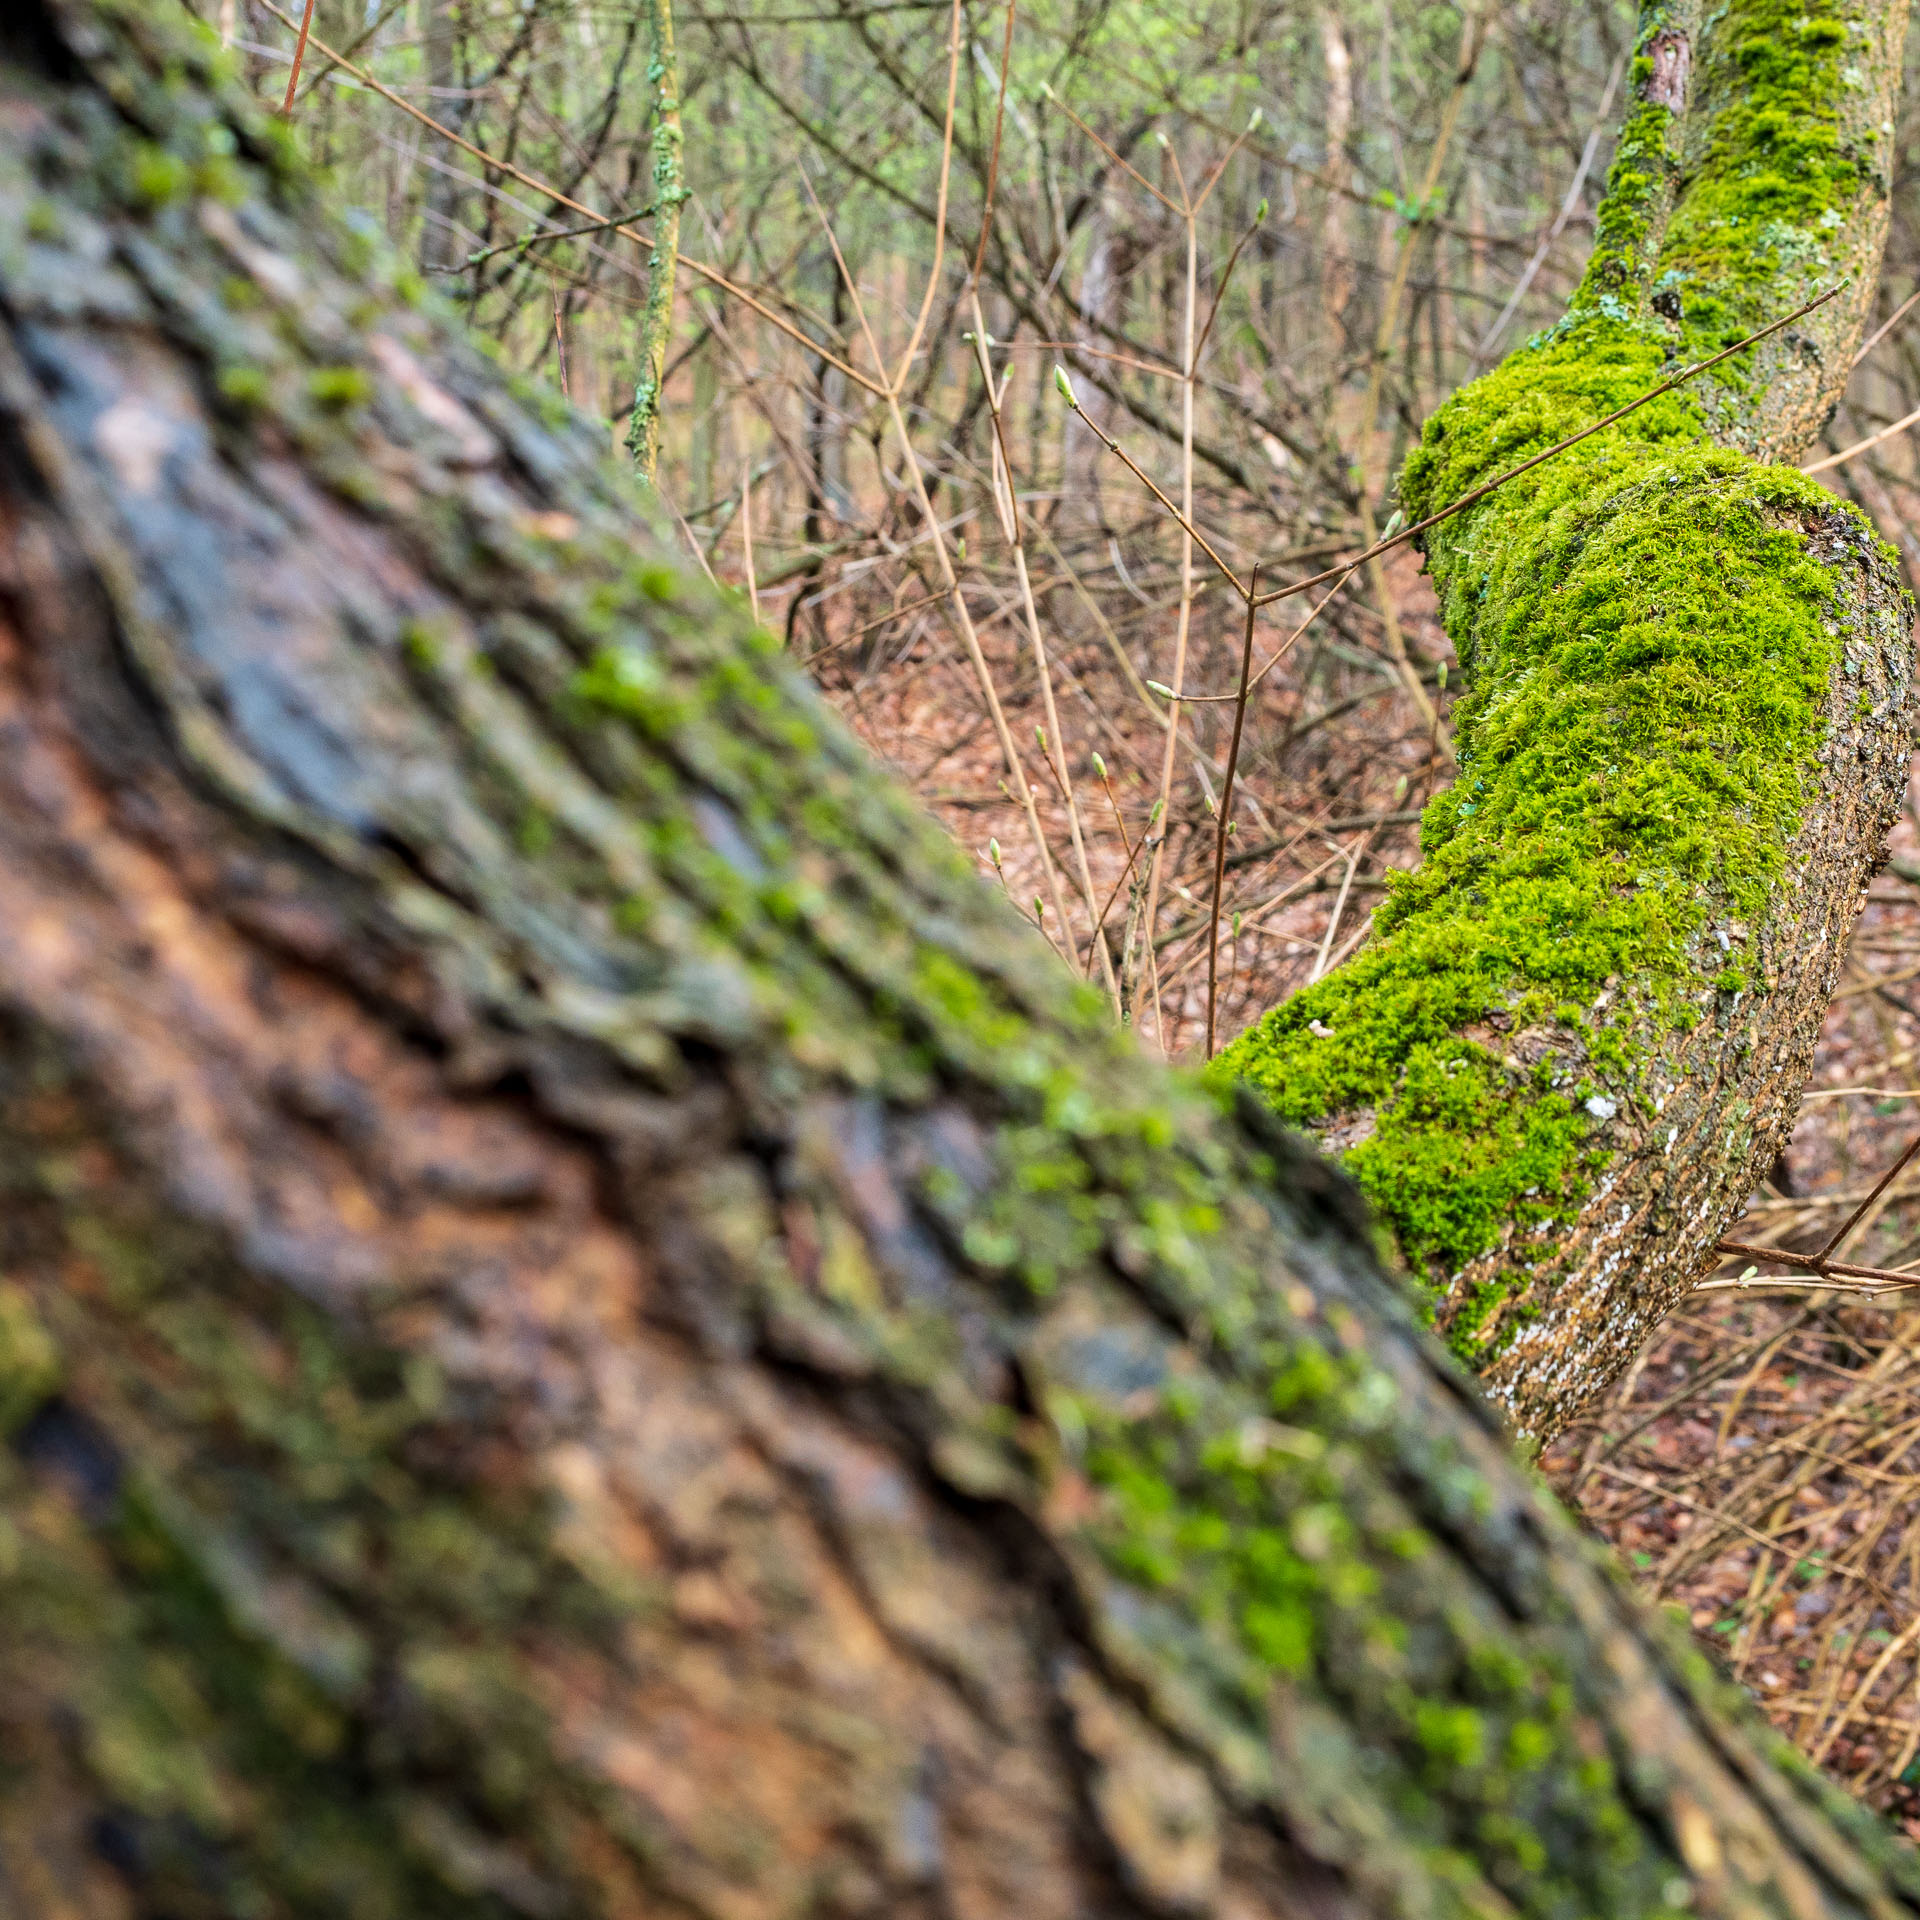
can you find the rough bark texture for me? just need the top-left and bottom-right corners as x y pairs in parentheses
(1221, 0), (1916, 1442)
(5, 5), (1920, 1917)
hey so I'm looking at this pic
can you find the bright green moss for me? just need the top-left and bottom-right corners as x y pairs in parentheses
(1578, 7), (1690, 307)
(127, 140), (192, 209)
(1654, 0), (1876, 356)
(1224, 411), (1859, 1346)
(306, 364), (373, 411)
(1415, 1700), (1487, 1770)
(1221, 0), (1898, 1363)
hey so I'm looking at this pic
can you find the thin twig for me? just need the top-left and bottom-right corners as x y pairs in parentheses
(1817, 1130), (1920, 1264)
(740, 456), (760, 623)
(968, 0), (1017, 281)
(250, 0), (885, 398)
(1713, 1238), (1920, 1291)
(1854, 285), (1920, 368)
(891, 0), (964, 392)
(1053, 375), (1246, 596)
(1163, 569), (1358, 702)
(279, 0), (318, 114)
(969, 294), (1116, 1002)
(1309, 828), (1372, 982)
(1039, 90), (1179, 214)
(1804, 400), (1920, 478)
(1191, 200), (1267, 373)
(1249, 281), (1849, 608)
(1206, 567), (1259, 1057)
(462, 202), (657, 270)
(796, 161), (1076, 961)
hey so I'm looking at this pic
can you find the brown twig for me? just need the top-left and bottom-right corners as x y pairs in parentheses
(279, 0), (318, 114)
(250, 0), (886, 398)
(1251, 281), (1849, 609)
(1712, 1238), (1920, 1293)
(1052, 371), (1246, 596)
(1038, 89), (1179, 214)
(1190, 199), (1266, 373)
(1206, 566), (1258, 1057)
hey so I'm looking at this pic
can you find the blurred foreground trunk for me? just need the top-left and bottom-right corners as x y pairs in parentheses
(5, 5), (1920, 1917)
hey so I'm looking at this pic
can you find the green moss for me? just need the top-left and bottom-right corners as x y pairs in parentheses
(19, 6), (1905, 1909)
(1653, 0), (1877, 355)
(1220, 0), (1900, 1363)
(0, 1279), (60, 1435)
(573, 641), (687, 737)
(1415, 1700), (1487, 1770)
(215, 362), (268, 412)
(127, 140), (192, 209)
(1225, 409), (1863, 1349)
(1577, 8), (1690, 308)
(306, 364), (373, 411)
(1035, 1294), (1671, 1910)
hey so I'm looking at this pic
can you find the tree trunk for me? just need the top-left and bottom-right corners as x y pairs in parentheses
(1222, 0), (1917, 1444)
(4, 4), (1920, 1916)
(418, 0), (471, 276)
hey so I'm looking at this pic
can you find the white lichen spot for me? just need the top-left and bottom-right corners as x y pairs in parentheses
(93, 399), (178, 496)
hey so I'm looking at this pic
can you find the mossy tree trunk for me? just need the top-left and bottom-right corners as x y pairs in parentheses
(1223, 0), (1917, 1444)
(6, 4), (1920, 1917)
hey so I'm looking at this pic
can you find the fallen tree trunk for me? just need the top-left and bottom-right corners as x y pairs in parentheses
(4, 4), (1920, 1916)
(1222, 0), (1918, 1443)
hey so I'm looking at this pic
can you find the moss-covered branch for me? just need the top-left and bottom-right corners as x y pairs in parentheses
(1222, 0), (1914, 1439)
(623, 0), (683, 482)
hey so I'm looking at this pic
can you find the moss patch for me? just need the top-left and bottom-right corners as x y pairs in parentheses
(1220, 302), (1886, 1357)
(1220, 0), (1898, 1362)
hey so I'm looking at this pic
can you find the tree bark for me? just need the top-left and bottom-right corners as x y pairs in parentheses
(4, 4), (1920, 1916)
(417, 0), (472, 277)
(1223, 0), (1918, 1443)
